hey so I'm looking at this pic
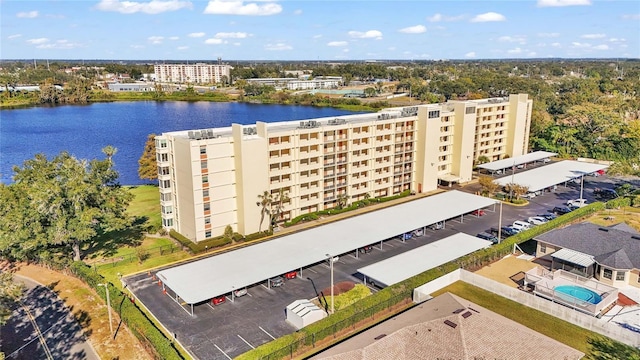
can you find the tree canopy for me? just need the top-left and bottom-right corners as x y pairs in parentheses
(138, 134), (158, 182)
(0, 149), (133, 263)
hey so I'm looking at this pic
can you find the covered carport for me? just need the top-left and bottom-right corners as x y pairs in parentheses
(493, 160), (609, 195)
(155, 190), (497, 315)
(358, 233), (493, 288)
(477, 151), (557, 175)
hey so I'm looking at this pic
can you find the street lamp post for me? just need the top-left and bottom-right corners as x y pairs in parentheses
(97, 283), (113, 336)
(579, 175), (584, 201)
(497, 201), (503, 244)
(325, 254), (334, 314)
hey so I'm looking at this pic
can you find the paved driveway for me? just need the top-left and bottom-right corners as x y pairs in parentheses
(2, 275), (99, 360)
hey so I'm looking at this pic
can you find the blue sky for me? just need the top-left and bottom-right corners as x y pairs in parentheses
(1, 0), (638, 60)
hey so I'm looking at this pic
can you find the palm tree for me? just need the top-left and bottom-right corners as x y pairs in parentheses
(271, 188), (290, 228)
(336, 193), (349, 209)
(102, 145), (118, 165)
(257, 191), (273, 232)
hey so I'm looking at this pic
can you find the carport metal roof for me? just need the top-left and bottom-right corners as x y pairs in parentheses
(551, 248), (595, 268)
(493, 160), (609, 192)
(477, 151), (557, 171)
(156, 190), (497, 304)
(357, 233), (493, 287)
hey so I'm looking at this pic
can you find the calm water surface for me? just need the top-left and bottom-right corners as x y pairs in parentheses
(1, 101), (364, 185)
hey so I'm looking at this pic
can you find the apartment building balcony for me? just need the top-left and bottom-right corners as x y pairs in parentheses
(324, 147), (336, 154)
(158, 173), (171, 181)
(268, 141), (292, 151)
(269, 153), (293, 164)
(299, 160), (321, 171)
(352, 142), (371, 151)
(269, 166), (293, 177)
(323, 135), (335, 142)
(350, 131), (369, 139)
(375, 127), (394, 136)
(299, 137), (322, 146)
(375, 138), (394, 147)
(299, 186), (319, 196)
(336, 157), (348, 165)
(394, 167), (403, 175)
(324, 195), (336, 202)
(300, 172), (322, 184)
(299, 196), (319, 207)
(374, 147), (391, 156)
(394, 146), (404, 154)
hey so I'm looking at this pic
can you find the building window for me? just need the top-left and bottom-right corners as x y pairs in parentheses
(539, 244), (546, 253)
(204, 217), (211, 224)
(205, 231), (212, 238)
(162, 205), (173, 214)
(200, 146), (206, 154)
(162, 218), (173, 227)
(202, 175), (208, 183)
(160, 180), (171, 189)
(465, 107), (476, 114)
(428, 110), (440, 118)
(203, 203), (210, 211)
(615, 271), (626, 281)
(203, 189), (209, 198)
(201, 160), (207, 169)
(603, 268), (613, 279)
(160, 193), (172, 201)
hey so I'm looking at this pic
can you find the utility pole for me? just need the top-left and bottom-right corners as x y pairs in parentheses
(97, 283), (113, 336)
(325, 254), (334, 314)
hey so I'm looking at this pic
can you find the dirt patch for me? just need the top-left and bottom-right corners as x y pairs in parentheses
(12, 263), (152, 360)
(474, 255), (540, 288)
(321, 281), (355, 296)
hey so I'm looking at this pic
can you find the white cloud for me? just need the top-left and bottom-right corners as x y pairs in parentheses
(203, 0), (281, 16)
(470, 12), (506, 23)
(465, 51), (476, 58)
(581, 33), (605, 39)
(399, 25), (426, 34)
(264, 43), (292, 51)
(36, 39), (82, 50)
(507, 47), (523, 54)
(26, 38), (49, 45)
(327, 41), (348, 47)
(169, 36), (179, 40)
(188, 32), (205, 38)
(342, 48), (349, 53)
(17, 11), (39, 18)
(538, 32), (560, 38)
(215, 32), (250, 39)
(593, 44), (609, 50)
(537, 0), (591, 7)
(498, 35), (526, 44)
(571, 41), (591, 48)
(96, 0), (193, 14)
(348, 30), (383, 40)
(204, 38), (224, 44)
(608, 38), (625, 43)
(427, 13), (464, 22)
(177, 46), (189, 50)
(148, 36), (164, 44)
(551, 42), (561, 47)
(313, 35), (322, 39)
(8, 34), (22, 39)
(130, 45), (145, 49)
(293, 9), (302, 15)
(528, 51), (537, 57)
(622, 14), (640, 20)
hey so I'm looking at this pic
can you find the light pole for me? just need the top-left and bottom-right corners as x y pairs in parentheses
(497, 201), (503, 244)
(325, 254), (334, 314)
(579, 174), (584, 201)
(97, 283), (113, 337)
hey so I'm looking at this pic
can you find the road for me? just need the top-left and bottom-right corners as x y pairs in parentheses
(2, 275), (100, 360)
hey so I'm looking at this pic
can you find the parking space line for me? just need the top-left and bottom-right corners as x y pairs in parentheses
(259, 326), (276, 340)
(214, 344), (232, 360)
(384, 242), (394, 248)
(206, 303), (215, 311)
(237, 334), (255, 349)
(366, 285), (379, 293)
(307, 268), (318, 274)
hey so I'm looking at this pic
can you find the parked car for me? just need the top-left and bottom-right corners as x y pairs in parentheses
(566, 198), (588, 208)
(594, 188), (618, 200)
(270, 276), (284, 287)
(284, 271), (297, 280)
(527, 216), (548, 225)
(326, 256), (339, 264)
(501, 226), (520, 236)
(476, 232), (499, 243)
(553, 206), (573, 215)
(471, 209), (486, 216)
(413, 228), (424, 237)
(539, 213), (557, 221)
(429, 221), (444, 230)
(542, 158), (551, 163)
(512, 220), (532, 232)
(212, 295), (226, 305)
(234, 288), (248, 297)
(360, 245), (373, 254)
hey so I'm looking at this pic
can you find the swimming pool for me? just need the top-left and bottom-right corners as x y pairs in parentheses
(554, 285), (602, 304)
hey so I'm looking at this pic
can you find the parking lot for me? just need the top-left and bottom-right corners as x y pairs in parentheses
(125, 174), (617, 360)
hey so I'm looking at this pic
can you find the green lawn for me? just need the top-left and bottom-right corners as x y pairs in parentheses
(126, 185), (162, 231)
(432, 281), (597, 354)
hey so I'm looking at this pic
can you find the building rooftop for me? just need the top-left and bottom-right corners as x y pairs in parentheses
(312, 292), (583, 360)
(493, 160), (609, 192)
(535, 222), (640, 269)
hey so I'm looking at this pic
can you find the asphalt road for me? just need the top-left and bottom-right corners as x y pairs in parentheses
(1, 275), (99, 360)
(125, 174), (619, 360)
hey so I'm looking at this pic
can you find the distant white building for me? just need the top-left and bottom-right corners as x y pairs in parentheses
(108, 82), (154, 92)
(246, 76), (342, 90)
(154, 63), (232, 84)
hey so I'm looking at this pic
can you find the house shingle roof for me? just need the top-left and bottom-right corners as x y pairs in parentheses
(535, 222), (640, 269)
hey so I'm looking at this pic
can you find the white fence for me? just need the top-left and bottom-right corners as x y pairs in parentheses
(413, 269), (639, 347)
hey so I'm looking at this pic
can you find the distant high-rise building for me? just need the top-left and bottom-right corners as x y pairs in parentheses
(156, 94), (532, 242)
(154, 63), (232, 84)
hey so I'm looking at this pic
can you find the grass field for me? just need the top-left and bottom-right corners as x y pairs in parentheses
(589, 206), (640, 231)
(432, 281), (598, 354)
(126, 185), (162, 231)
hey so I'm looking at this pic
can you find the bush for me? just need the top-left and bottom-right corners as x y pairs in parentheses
(69, 262), (183, 360)
(244, 230), (272, 241)
(606, 197), (632, 209)
(169, 229), (231, 254)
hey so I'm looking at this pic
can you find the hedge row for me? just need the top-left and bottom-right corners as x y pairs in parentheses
(283, 190), (412, 227)
(237, 201), (605, 359)
(170, 229), (273, 254)
(69, 262), (183, 360)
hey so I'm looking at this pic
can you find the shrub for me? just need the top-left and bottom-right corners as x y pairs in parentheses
(606, 197), (631, 209)
(244, 230), (272, 241)
(169, 229), (231, 254)
(69, 262), (183, 359)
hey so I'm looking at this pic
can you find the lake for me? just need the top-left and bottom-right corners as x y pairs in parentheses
(0, 101), (364, 185)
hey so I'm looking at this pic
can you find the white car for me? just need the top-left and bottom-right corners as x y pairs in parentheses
(527, 216), (548, 225)
(512, 220), (532, 232)
(234, 288), (248, 297)
(566, 198), (588, 208)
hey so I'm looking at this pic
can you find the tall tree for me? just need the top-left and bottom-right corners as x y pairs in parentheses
(0, 272), (24, 326)
(0, 149), (133, 261)
(271, 188), (290, 226)
(257, 191), (273, 233)
(138, 134), (158, 181)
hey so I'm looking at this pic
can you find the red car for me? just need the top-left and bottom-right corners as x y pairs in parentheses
(284, 271), (297, 280)
(471, 209), (486, 216)
(212, 296), (226, 305)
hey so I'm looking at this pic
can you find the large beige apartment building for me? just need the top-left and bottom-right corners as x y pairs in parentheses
(153, 63), (232, 84)
(156, 94), (532, 241)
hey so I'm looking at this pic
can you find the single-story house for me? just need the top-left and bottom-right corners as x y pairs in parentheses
(535, 222), (640, 289)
